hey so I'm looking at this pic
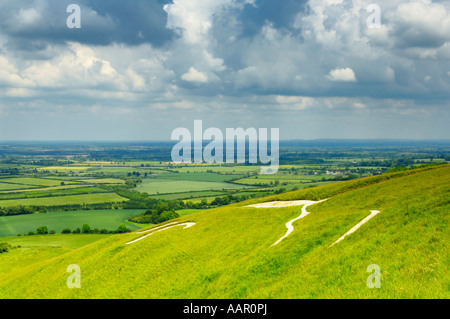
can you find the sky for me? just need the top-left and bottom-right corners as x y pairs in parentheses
(0, 0), (449, 141)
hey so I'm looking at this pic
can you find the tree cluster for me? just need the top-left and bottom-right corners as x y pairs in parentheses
(0, 206), (47, 216)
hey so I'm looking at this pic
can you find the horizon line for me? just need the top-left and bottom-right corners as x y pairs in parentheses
(0, 138), (449, 143)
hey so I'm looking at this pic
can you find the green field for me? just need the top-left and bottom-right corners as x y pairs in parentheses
(0, 165), (447, 298)
(135, 179), (252, 195)
(152, 172), (244, 182)
(0, 187), (108, 201)
(0, 193), (128, 207)
(0, 177), (78, 187)
(78, 178), (125, 184)
(0, 184), (96, 194)
(83, 166), (153, 175)
(0, 209), (144, 237)
(0, 183), (39, 191)
(37, 166), (89, 172)
(151, 190), (228, 200)
(183, 196), (220, 204)
(172, 165), (262, 173)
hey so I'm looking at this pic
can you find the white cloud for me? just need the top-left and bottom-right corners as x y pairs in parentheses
(327, 68), (357, 82)
(275, 95), (316, 110)
(203, 50), (226, 72)
(353, 102), (366, 109)
(0, 56), (34, 87)
(5, 88), (36, 97)
(21, 42), (125, 90)
(387, 0), (450, 49)
(126, 69), (146, 90)
(181, 67), (209, 83)
(164, 0), (232, 45)
(15, 7), (41, 25)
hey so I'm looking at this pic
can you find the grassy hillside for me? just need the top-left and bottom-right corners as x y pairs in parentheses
(0, 235), (109, 279)
(0, 165), (448, 298)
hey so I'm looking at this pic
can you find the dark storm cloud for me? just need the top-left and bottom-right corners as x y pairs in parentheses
(85, 0), (176, 46)
(0, 0), (176, 47)
(234, 0), (308, 38)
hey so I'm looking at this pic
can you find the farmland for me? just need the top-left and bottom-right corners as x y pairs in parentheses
(0, 141), (448, 227)
(0, 141), (448, 299)
(0, 183), (39, 191)
(0, 177), (79, 187)
(0, 193), (128, 208)
(0, 209), (144, 237)
(135, 179), (253, 195)
(0, 164), (448, 298)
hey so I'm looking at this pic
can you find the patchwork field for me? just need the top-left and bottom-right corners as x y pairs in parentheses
(0, 209), (144, 237)
(37, 166), (89, 172)
(0, 178), (79, 187)
(152, 172), (244, 182)
(0, 183), (39, 191)
(0, 193), (128, 207)
(78, 178), (125, 184)
(153, 191), (228, 201)
(0, 184), (96, 194)
(135, 179), (253, 195)
(172, 165), (262, 173)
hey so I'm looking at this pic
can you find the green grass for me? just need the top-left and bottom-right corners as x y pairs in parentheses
(0, 209), (145, 237)
(78, 178), (125, 184)
(0, 177), (78, 187)
(0, 193), (128, 207)
(173, 165), (262, 173)
(36, 166), (89, 172)
(0, 187), (107, 200)
(151, 190), (227, 200)
(182, 197), (213, 204)
(176, 209), (205, 217)
(135, 179), (252, 195)
(0, 183), (39, 191)
(0, 235), (108, 278)
(234, 174), (341, 185)
(40, 176), (94, 181)
(0, 184), (95, 194)
(86, 166), (153, 175)
(0, 234), (108, 249)
(152, 172), (244, 182)
(0, 165), (448, 298)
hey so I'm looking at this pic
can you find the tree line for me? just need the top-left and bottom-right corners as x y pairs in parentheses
(17, 224), (131, 237)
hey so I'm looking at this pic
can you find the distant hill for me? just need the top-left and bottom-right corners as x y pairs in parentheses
(0, 164), (448, 298)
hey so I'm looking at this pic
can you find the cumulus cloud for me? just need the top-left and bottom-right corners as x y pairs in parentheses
(181, 67), (209, 84)
(327, 68), (357, 82)
(0, 56), (34, 87)
(0, 0), (448, 140)
(387, 0), (450, 49)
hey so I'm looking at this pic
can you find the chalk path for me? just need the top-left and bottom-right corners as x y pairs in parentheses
(125, 222), (196, 245)
(328, 210), (380, 248)
(247, 199), (327, 246)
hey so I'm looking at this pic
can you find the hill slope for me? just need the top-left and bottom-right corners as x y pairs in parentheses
(0, 165), (448, 298)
